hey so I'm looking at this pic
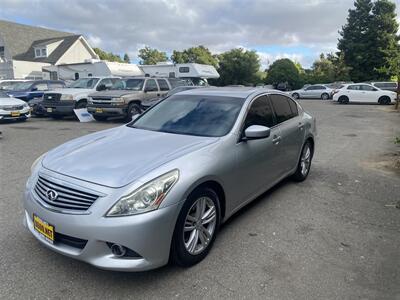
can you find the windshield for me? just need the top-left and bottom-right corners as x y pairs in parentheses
(69, 78), (99, 89)
(0, 90), (9, 98)
(111, 79), (144, 90)
(8, 81), (34, 91)
(130, 95), (245, 137)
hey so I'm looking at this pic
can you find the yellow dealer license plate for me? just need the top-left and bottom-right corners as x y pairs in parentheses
(96, 108), (103, 113)
(33, 214), (54, 244)
(11, 111), (20, 117)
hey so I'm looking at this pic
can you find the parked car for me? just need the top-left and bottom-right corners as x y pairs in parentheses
(6, 80), (66, 102)
(87, 77), (189, 121)
(24, 87), (316, 271)
(0, 79), (29, 90)
(368, 82), (398, 92)
(333, 83), (397, 104)
(290, 84), (333, 100)
(42, 77), (119, 119)
(0, 90), (30, 121)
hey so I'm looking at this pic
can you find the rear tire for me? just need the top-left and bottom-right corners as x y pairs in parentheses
(321, 93), (329, 100)
(292, 141), (313, 182)
(171, 187), (220, 268)
(378, 96), (390, 105)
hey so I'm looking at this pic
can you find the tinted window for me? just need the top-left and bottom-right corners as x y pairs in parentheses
(131, 95), (245, 137)
(314, 85), (326, 90)
(347, 85), (360, 90)
(169, 78), (189, 88)
(288, 98), (298, 116)
(270, 94), (295, 123)
(69, 78), (99, 89)
(145, 79), (158, 92)
(157, 79), (170, 91)
(244, 96), (275, 129)
(360, 85), (375, 91)
(111, 79), (144, 90)
(99, 78), (114, 89)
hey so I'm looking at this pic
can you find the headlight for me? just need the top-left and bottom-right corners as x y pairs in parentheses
(87, 97), (93, 105)
(106, 169), (179, 217)
(111, 97), (125, 105)
(60, 94), (73, 101)
(31, 153), (46, 173)
(23, 102), (29, 108)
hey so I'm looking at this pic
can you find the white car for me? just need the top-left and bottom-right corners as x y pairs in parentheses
(0, 90), (30, 121)
(333, 83), (397, 104)
(290, 84), (333, 100)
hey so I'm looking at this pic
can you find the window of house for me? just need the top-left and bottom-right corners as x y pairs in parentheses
(34, 47), (47, 58)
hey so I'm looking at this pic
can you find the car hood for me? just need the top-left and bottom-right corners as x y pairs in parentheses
(7, 90), (29, 96)
(90, 90), (142, 98)
(0, 97), (27, 106)
(42, 126), (218, 188)
(47, 88), (94, 95)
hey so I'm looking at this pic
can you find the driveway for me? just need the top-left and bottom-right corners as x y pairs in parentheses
(0, 100), (399, 299)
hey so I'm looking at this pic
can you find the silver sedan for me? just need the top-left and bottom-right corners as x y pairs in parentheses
(23, 87), (316, 271)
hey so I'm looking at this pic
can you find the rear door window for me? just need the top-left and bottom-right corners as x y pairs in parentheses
(34, 83), (48, 91)
(144, 79), (158, 92)
(157, 79), (170, 91)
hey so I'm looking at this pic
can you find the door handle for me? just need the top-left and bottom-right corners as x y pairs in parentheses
(157, 93), (160, 97)
(298, 122), (304, 130)
(272, 135), (281, 145)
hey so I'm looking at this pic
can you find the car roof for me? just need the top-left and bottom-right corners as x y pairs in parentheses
(176, 87), (280, 98)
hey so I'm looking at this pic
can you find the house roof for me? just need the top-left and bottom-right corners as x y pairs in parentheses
(0, 19), (77, 63)
(14, 35), (82, 64)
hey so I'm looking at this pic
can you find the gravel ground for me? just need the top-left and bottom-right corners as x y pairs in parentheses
(0, 100), (399, 300)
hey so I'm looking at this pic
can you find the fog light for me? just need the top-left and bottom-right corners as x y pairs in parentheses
(110, 244), (127, 257)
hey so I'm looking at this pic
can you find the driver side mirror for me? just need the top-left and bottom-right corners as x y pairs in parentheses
(31, 87), (38, 92)
(243, 125), (271, 140)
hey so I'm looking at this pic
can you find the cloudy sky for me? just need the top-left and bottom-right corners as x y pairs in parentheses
(1, 0), (399, 69)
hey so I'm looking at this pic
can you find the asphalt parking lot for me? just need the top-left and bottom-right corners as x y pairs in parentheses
(0, 100), (399, 299)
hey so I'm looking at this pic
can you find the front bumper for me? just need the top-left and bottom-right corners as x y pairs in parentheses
(23, 178), (181, 272)
(0, 109), (30, 120)
(42, 100), (75, 116)
(87, 104), (128, 117)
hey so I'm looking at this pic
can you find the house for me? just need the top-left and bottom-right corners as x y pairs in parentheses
(0, 19), (98, 80)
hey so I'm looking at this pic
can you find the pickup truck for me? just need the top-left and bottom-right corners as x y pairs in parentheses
(87, 77), (188, 121)
(6, 80), (66, 101)
(42, 77), (119, 119)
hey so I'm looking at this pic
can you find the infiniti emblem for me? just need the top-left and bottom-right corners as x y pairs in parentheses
(46, 189), (58, 201)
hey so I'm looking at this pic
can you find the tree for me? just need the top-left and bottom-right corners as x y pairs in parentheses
(327, 53), (352, 82)
(215, 48), (260, 86)
(123, 53), (130, 63)
(265, 58), (302, 89)
(372, 0), (400, 81)
(171, 46), (218, 68)
(138, 46), (168, 65)
(338, 0), (374, 81)
(379, 42), (400, 108)
(93, 47), (124, 63)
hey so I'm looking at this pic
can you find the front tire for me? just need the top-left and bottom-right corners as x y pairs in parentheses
(171, 187), (220, 267)
(292, 93), (300, 99)
(292, 141), (313, 182)
(378, 96), (390, 105)
(126, 103), (141, 122)
(338, 96), (349, 104)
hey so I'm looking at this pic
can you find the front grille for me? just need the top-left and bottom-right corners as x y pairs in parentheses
(55, 232), (88, 249)
(3, 105), (23, 111)
(91, 97), (112, 105)
(43, 93), (61, 101)
(34, 175), (99, 211)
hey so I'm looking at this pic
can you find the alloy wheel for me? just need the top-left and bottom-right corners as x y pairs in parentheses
(300, 144), (311, 176)
(183, 197), (217, 255)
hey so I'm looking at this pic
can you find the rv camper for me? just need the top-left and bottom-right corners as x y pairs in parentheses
(42, 59), (144, 81)
(139, 63), (219, 85)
